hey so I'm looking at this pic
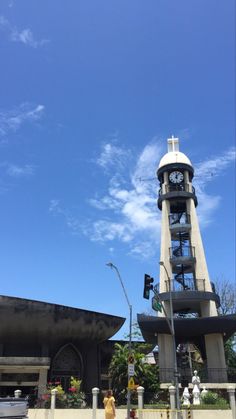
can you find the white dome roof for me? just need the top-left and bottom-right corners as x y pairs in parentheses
(159, 151), (192, 169)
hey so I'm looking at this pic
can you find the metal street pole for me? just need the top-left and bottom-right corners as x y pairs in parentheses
(106, 262), (132, 419)
(159, 261), (180, 417)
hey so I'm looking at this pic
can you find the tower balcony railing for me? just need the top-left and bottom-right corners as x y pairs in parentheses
(169, 212), (190, 226)
(159, 184), (196, 196)
(165, 278), (206, 292)
(169, 245), (195, 259)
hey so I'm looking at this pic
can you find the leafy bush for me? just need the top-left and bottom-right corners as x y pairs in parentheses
(201, 391), (228, 407)
(201, 391), (218, 404)
(109, 343), (160, 405)
(66, 376), (86, 408)
(39, 377), (86, 409)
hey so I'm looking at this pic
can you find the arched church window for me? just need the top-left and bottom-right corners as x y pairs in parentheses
(50, 343), (83, 390)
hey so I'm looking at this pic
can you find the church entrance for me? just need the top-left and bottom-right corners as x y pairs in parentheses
(50, 343), (83, 390)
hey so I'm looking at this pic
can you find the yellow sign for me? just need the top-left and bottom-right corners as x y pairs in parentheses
(128, 377), (135, 389)
(128, 377), (137, 390)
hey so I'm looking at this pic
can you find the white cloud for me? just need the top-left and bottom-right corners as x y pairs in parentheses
(196, 194), (221, 227)
(193, 147), (236, 227)
(49, 141), (235, 260)
(87, 141), (164, 259)
(49, 199), (62, 214)
(129, 241), (157, 259)
(90, 220), (134, 243)
(194, 148), (236, 189)
(48, 142), (163, 259)
(95, 142), (131, 171)
(0, 103), (45, 137)
(6, 164), (35, 177)
(11, 28), (48, 48)
(88, 142), (235, 257)
(0, 15), (49, 48)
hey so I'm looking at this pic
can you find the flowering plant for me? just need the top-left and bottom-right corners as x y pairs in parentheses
(40, 377), (86, 409)
(66, 376), (86, 408)
(41, 381), (66, 408)
(47, 381), (65, 397)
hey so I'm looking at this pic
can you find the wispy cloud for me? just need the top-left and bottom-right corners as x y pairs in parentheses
(6, 164), (35, 177)
(49, 199), (61, 214)
(49, 200), (82, 235)
(0, 103), (45, 137)
(0, 162), (36, 193)
(11, 28), (48, 48)
(87, 141), (164, 258)
(49, 141), (235, 260)
(50, 141), (164, 259)
(95, 142), (131, 172)
(194, 148), (236, 187)
(194, 148), (236, 226)
(0, 15), (49, 48)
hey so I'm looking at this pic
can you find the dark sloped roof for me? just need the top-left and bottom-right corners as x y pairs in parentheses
(0, 295), (125, 344)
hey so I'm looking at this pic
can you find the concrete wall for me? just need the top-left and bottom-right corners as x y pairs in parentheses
(28, 408), (233, 419)
(139, 410), (232, 419)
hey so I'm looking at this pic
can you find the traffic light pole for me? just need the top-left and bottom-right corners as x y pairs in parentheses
(143, 267), (180, 417)
(106, 263), (132, 419)
(159, 262), (181, 418)
(152, 287), (173, 337)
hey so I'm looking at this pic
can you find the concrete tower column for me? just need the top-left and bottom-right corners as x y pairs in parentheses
(156, 137), (228, 383)
(138, 136), (236, 387)
(205, 333), (227, 381)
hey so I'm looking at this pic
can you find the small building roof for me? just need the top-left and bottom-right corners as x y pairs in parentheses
(137, 313), (236, 359)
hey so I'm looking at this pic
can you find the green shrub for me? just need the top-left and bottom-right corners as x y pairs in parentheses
(38, 377), (86, 409)
(201, 391), (228, 407)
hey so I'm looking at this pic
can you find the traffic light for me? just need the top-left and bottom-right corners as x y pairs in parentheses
(143, 274), (154, 299)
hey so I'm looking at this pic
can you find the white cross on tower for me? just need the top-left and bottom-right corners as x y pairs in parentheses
(167, 135), (179, 153)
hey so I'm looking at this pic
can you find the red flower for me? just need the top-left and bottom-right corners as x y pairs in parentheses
(69, 387), (77, 393)
(42, 394), (50, 400)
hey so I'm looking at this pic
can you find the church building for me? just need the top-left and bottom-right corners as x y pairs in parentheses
(0, 295), (125, 397)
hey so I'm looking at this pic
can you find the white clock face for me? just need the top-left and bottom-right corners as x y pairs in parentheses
(169, 171), (184, 184)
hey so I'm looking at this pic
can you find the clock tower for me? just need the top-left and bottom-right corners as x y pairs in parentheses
(138, 136), (236, 384)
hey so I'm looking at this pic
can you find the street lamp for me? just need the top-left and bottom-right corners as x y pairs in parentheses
(159, 261), (180, 416)
(106, 262), (132, 419)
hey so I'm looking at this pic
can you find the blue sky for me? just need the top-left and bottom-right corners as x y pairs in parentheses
(0, 0), (235, 340)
